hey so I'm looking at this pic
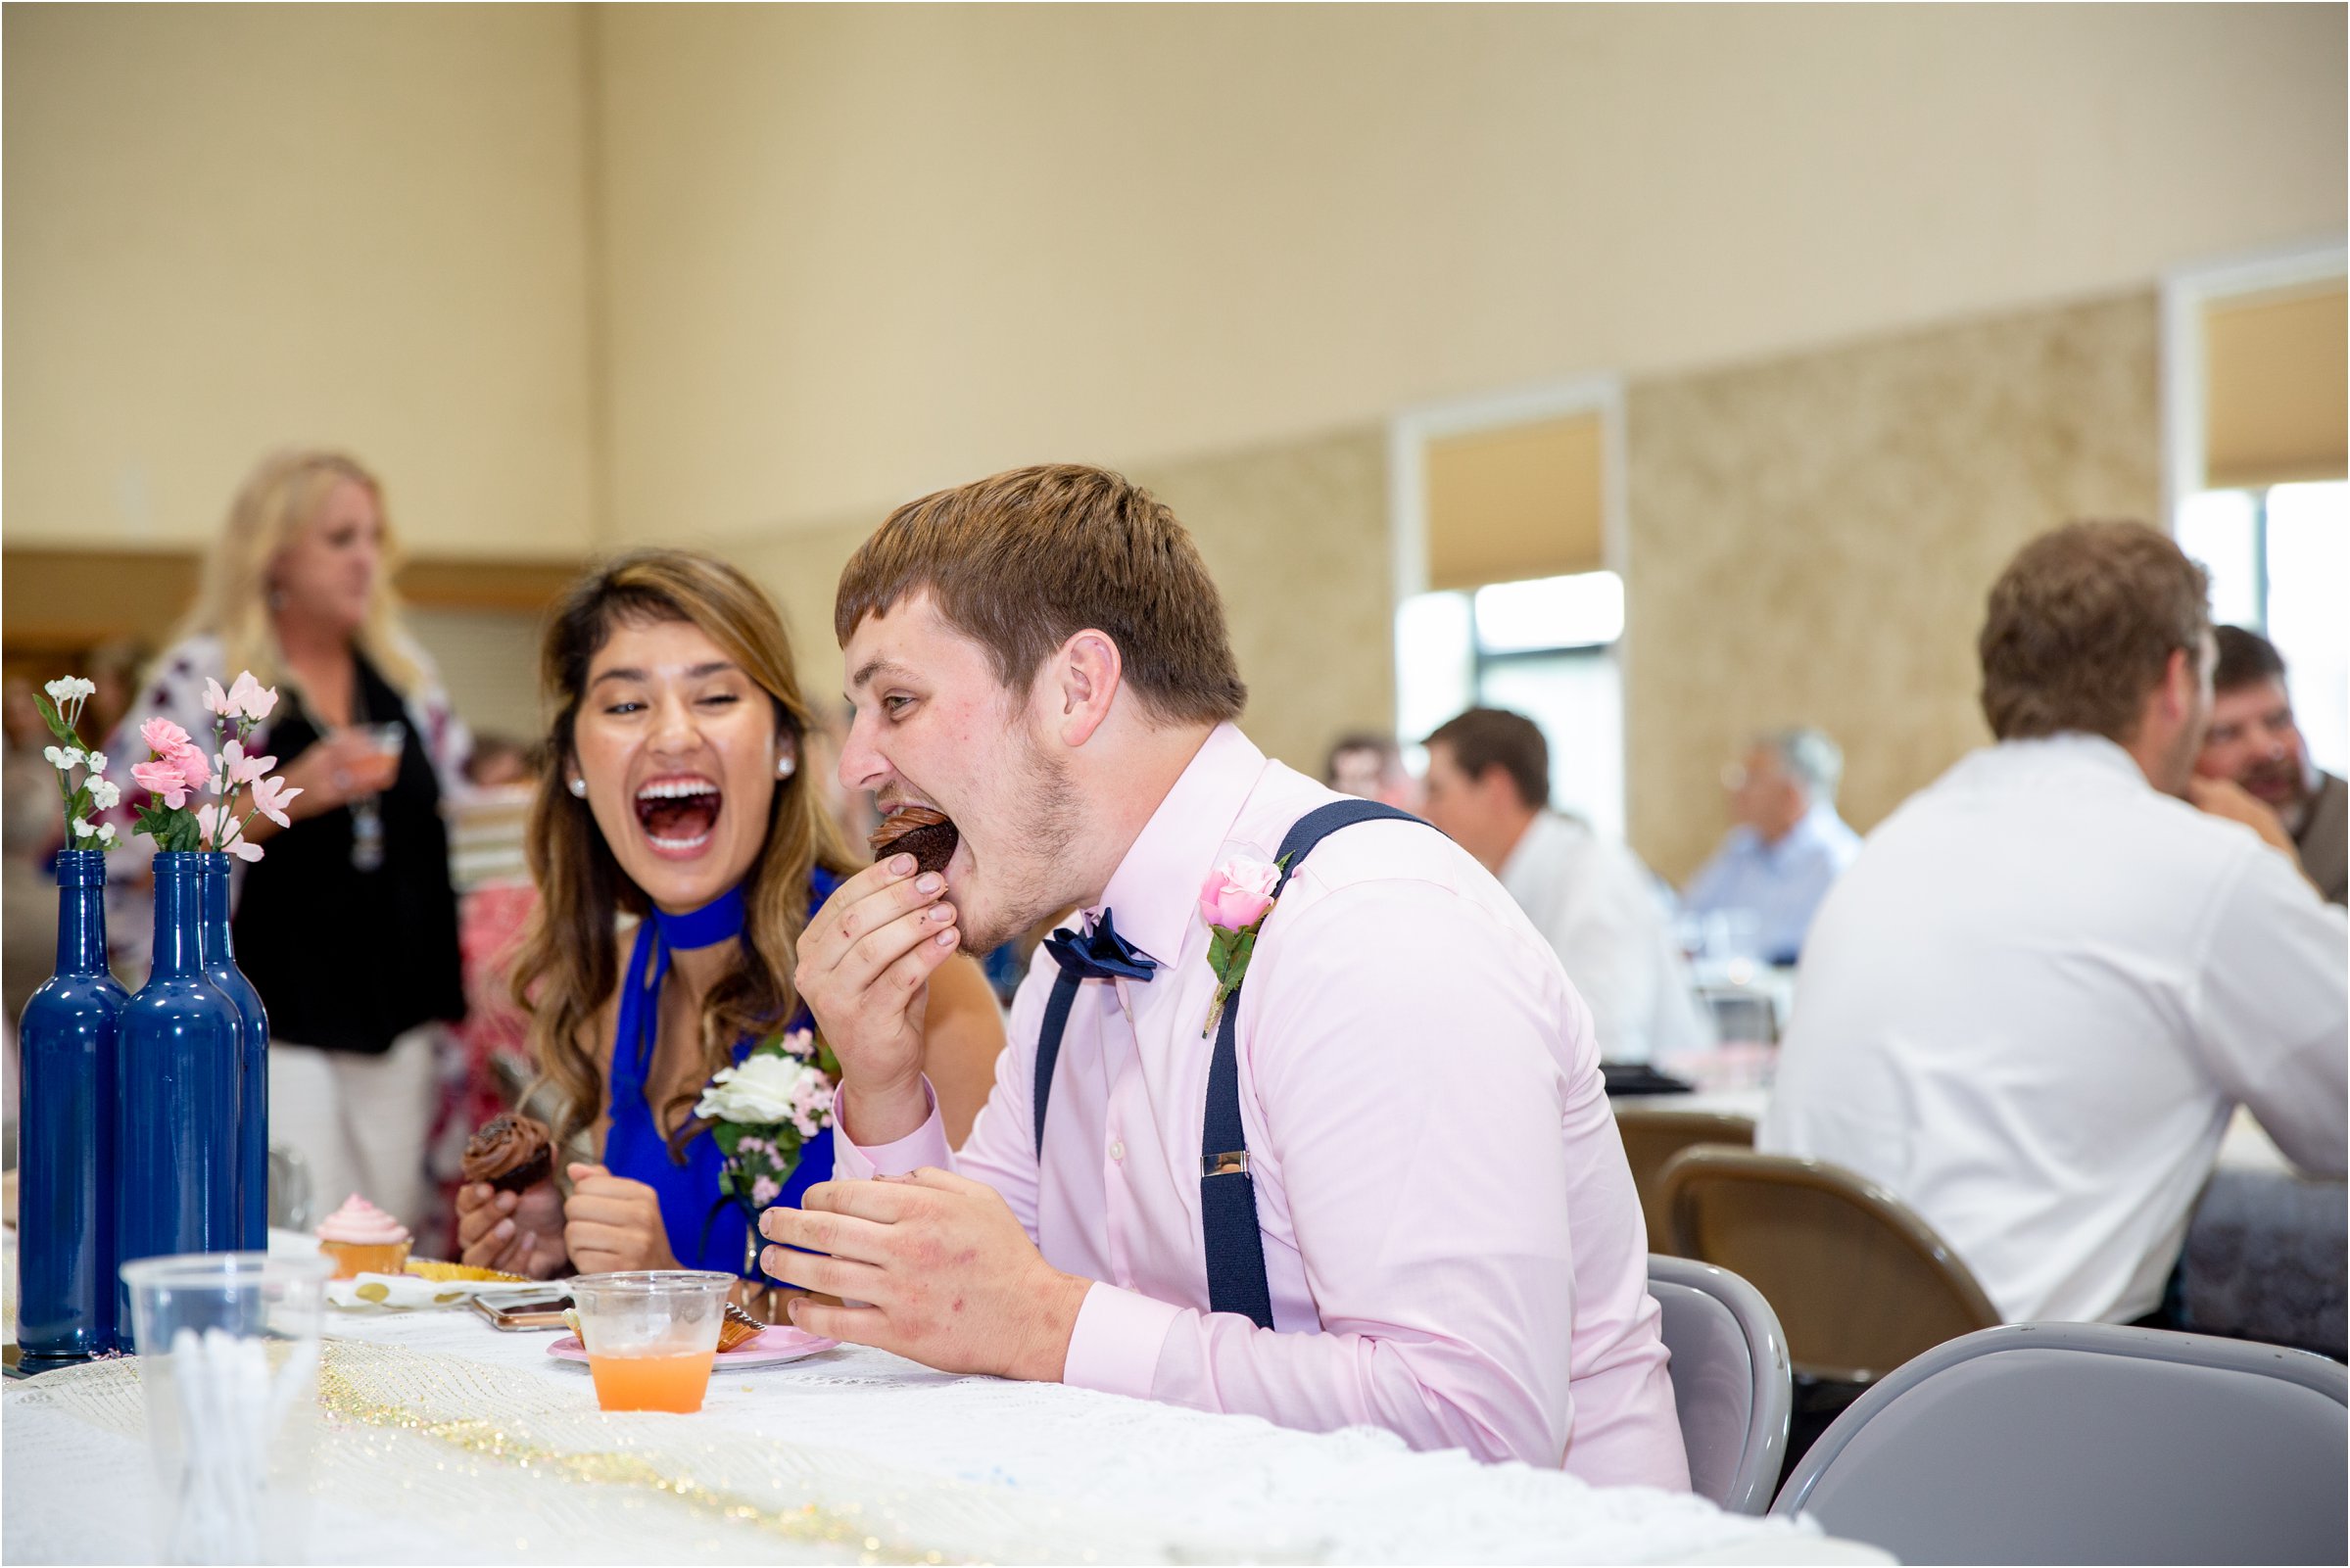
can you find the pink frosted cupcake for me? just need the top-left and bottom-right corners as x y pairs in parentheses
(315, 1194), (412, 1280)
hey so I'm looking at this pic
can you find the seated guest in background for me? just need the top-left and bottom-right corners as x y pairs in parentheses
(456, 550), (1003, 1307)
(1681, 727), (1860, 963)
(1761, 521), (2348, 1326)
(766, 466), (1686, 1484)
(2194, 626), (2346, 904)
(1421, 707), (1711, 1066)
(1323, 730), (1420, 811)
(109, 449), (471, 1231)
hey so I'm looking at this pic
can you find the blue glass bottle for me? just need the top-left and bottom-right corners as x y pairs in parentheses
(16, 849), (127, 1366)
(117, 851), (243, 1346)
(197, 852), (269, 1248)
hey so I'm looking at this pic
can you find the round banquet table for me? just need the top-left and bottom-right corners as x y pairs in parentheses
(2, 1231), (1885, 1566)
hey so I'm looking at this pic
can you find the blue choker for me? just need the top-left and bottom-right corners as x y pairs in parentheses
(651, 884), (746, 951)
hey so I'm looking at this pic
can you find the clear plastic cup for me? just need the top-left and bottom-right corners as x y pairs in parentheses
(120, 1251), (334, 1565)
(567, 1269), (732, 1413)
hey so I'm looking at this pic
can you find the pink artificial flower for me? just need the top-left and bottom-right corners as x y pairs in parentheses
(195, 803), (233, 847)
(219, 739), (276, 787)
(202, 678), (236, 718)
(225, 671), (278, 722)
(131, 758), (191, 810)
(140, 716), (194, 756)
(1199, 853), (1281, 931)
(171, 742), (213, 793)
(248, 774), (302, 829)
(749, 1176), (782, 1208)
(222, 838), (263, 864)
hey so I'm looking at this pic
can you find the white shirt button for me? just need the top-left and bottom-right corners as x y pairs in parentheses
(1109, 1140), (1127, 1163)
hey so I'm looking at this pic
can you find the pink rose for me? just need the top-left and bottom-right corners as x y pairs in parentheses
(131, 758), (191, 810)
(171, 742), (213, 792)
(139, 717), (193, 756)
(1199, 854), (1281, 931)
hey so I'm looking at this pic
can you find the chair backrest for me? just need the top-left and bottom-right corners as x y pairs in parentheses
(1615, 1109), (1755, 1254)
(1772, 1322), (2350, 1564)
(1648, 1255), (1792, 1515)
(1660, 1146), (1999, 1382)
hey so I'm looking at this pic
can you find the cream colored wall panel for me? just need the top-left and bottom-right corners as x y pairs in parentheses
(594, 4), (2337, 543)
(4, 4), (597, 557)
(1625, 293), (2163, 883)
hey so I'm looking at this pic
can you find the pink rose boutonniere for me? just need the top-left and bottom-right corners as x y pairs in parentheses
(1198, 852), (1284, 1037)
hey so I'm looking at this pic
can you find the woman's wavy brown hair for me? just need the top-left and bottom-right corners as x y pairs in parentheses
(510, 549), (857, 1154)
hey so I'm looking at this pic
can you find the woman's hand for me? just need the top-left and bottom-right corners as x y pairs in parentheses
(276, 731), (401, 823)
(562, 1163), (681, 1275)
(456, 1178), (568, 1279)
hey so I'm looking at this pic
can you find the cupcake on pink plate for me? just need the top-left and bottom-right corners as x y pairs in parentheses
(315, 1194), (411, 1280)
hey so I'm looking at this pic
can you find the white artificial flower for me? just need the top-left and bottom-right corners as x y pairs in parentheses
(43, 677), (95, 730)
(84, 750), (107, 774)
(694, 1051), (821, 1125)
(95, 824), (118, 848)
(72, 817), (95, 838)
(43, 746), (84, 772)
(90, 779), (121, 811)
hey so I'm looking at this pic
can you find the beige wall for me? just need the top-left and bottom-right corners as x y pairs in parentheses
(726, 429), (1392, 780)
(593, 3), (2340, 543)
(1624, 291), (2164, 882)
(3, 4), (598, 557)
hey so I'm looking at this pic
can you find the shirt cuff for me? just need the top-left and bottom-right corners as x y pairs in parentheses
(1061, 1281), (1183, 1401)
(833, 1078), (952, 1178)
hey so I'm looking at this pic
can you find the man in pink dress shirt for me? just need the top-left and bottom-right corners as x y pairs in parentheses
(763, 464), (1687, 1487)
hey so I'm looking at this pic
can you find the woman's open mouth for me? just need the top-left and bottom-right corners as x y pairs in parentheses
(634, 774), (723, 858)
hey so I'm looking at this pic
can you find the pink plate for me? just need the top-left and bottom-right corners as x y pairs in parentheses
(547, 1325), (839, 1370)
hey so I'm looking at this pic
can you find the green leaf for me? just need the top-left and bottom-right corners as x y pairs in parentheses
(1230, 929), (1257, 974)
(34, 691), (75, 745)
(1208, 926), (1234, 970)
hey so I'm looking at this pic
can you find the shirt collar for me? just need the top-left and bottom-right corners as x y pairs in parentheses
(1090, 722), (1270, 968)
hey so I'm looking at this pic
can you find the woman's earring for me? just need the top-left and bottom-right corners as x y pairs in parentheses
(567, 777), (588, 798)
(776, 753), (796, 780)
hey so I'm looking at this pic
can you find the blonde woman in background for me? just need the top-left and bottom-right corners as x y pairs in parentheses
(106, 449), (469, 1231)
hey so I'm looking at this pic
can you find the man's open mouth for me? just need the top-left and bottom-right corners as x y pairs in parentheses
(635, 775), (723, 854)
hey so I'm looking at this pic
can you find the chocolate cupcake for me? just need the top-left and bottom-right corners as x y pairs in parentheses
(869, 805), (959, 875)
(462, 1113), (554, 1194)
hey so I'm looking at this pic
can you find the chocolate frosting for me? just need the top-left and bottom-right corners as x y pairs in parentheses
(462, 1113), (552, 1186)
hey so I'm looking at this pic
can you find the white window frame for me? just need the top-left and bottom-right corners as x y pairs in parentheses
(2159, 238), (2347, 532)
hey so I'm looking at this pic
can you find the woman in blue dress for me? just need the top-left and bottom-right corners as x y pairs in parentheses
(454, 550), (1003, 1316)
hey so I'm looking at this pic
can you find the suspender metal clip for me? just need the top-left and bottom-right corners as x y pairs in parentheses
(1202, 1151), (1250, 1178)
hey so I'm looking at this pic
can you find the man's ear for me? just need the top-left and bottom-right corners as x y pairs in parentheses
(1048, 629), (1125, 746)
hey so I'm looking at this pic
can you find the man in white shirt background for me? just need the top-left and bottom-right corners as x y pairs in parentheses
(1421, 707), (1711, 1066)
(1760, 520), (2347, 1327)
(1681, 727), (1862, 964)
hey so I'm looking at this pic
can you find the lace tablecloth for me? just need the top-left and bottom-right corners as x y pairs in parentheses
(5, 1272), (1878, 1565)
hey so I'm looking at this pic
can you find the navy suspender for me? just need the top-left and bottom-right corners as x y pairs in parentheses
(1034, 798), (1429, 1329)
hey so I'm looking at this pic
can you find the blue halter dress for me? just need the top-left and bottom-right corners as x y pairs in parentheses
(601, 871), (841, 1280)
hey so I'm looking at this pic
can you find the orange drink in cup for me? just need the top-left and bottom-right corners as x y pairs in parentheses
(567, 1270), (731, 1414)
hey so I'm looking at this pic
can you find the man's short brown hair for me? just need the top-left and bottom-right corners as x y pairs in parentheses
(1424, 707), (1550, 810)
(1977, 520), (2211, 743)
(2212, 624), (2288, 694)
(835, 464), (1247, 726)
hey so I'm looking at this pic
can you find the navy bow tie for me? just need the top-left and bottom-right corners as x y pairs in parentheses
(1043, 909), (1159, 984)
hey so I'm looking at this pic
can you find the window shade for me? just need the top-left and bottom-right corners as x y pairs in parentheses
(1424, 411), (1606, 592)
(2204, 280), (2347, 491)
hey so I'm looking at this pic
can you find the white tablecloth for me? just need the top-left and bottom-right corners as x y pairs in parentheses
(4, 1239), (1881, 1565)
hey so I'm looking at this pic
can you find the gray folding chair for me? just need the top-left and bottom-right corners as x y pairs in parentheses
(1772, 1322), (2350, 1564)
(1648, 1254), (1792, 1515)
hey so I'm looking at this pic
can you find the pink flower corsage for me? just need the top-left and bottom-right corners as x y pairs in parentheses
(1198, 852), (1284, 1037)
